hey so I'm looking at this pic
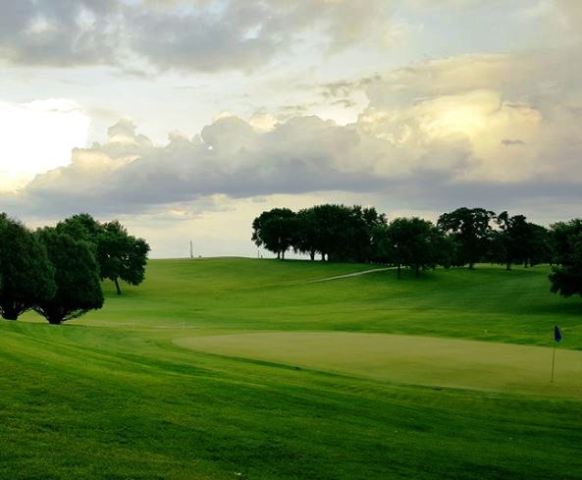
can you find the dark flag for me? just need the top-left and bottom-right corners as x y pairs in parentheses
(554, 325), (562, 343)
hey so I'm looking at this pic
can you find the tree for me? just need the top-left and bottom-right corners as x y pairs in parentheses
(349, 206), (388, 263)
(34, 228), (103, 325)
(437, 207), (495, 269)
(294, 208), (319, 261)
(526, 223), (552, 267)
(304, 205), (347, 262)
(98, 221), (150, 295)
(306, 204), (364, 262)
(252, 208), (297, 260)
(385, 217), (444, 277)
(56, 213), (102, 243)
(292, 205), (387, 263)
(495, 212), (530, 270)
(549, 220), (582, 298)
(0, 213), (55, 320)
(57, 214), (150, 295)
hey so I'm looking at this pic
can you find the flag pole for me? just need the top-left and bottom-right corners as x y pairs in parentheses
(551, 325), (562, 383)
(550, 343), (556, 383)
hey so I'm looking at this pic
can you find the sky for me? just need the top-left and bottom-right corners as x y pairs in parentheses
(0, 0), (581, 258)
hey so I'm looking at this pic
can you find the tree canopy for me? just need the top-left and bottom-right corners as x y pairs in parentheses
(549, 219), (582, 298)
(98, 221), (151, 295)
(0, 214), (55, 320)
(437, 208), (495, 269)
(34, 228), (104, 325)
(385, 217), (446, 277)
(253, 205), (387, 262)
(57, 214), (150, 295)
(252, 208), (297, 260)
(494, 212), (551, 270)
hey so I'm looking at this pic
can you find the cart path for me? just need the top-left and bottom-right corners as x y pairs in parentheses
(309, 267), (394, 283)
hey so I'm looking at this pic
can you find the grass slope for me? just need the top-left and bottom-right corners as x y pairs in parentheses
(0, 258), (581, 480)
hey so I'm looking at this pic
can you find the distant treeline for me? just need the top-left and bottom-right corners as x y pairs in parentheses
(252, 205), (582, 298)
(0, 213), (150, 325)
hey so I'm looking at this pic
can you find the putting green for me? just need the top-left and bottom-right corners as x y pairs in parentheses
(176, 332), (582, 398)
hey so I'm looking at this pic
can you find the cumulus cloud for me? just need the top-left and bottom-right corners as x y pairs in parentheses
(3, 47), (582, 219)
(5, 115), (381, 216)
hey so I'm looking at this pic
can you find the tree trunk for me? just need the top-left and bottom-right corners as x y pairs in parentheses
(321, 253), (326, 262)
(506, 262), (511, 271)
(114, 277), (122, 295)
(469, 262), (475, 270)
(281, 250), (285, 260)
(277, 251), (281, 260)
(48, 317), (62, 325)
(310, 250), (315, 261)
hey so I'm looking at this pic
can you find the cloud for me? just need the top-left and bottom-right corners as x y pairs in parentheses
(3, 48), (582, 220)
(0, 0), (121, 67)
(501, 139), (526, 146)
(4, 115), (382, 216)
(0, 0), (395, 72)
(1, 0), (578, 74)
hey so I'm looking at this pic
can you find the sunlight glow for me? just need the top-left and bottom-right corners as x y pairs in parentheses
(0, 99), (90, 191)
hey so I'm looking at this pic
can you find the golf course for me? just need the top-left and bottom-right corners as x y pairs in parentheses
(1, 258), (581, 479)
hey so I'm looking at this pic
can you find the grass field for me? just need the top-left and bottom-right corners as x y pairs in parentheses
(1, 258), (581, 479)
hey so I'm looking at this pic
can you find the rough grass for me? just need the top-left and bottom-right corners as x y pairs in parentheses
(1, 258), (581, 480)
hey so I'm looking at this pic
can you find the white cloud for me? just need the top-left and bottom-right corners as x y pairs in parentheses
(2, 50), (582, 246)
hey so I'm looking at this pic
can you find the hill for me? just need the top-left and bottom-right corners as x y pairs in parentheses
(1, 258), (581, 479)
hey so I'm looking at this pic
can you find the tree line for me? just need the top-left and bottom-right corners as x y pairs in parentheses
(0, 213), (150, 325)
(252, 205), (582, 298)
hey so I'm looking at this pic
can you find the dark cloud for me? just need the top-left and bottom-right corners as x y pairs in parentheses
(0, 0), (121, 66)
(501, 139), (526, 146)
(0, 0), (393, 72)
(1, 116), (386, 216)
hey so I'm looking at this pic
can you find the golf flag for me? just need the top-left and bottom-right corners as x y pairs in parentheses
(554, 325), (562, 343)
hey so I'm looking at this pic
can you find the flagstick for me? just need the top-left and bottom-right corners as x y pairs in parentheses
(550, 343), (556, 383)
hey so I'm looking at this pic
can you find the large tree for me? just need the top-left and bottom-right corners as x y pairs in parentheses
(385, 217), (445, 277)
(56, 213), (102, 243)
(349, 206), (387, 263)
(0, 213), (55, 320)
(294, 208), (320, 261)
(98, 221), (150, 295)
(526, 223), (552, 267)
(301, 205), (347, 262)
(34, 228), (104, 325)
(549, 220), (582, 298)
(57, 214), (150, 295)
(495, 212), (531, 270)
(252, 208), (297, 260)
(492, 213), (552, 269)
(437, 207), (495, 269)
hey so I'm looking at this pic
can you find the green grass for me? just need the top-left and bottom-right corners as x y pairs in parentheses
(176, 332), (582, 397)
(1, 258), (582, 479)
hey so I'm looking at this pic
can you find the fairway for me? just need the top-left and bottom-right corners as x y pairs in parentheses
(176, 332), (582, 397)
(1, 258), (582, 480)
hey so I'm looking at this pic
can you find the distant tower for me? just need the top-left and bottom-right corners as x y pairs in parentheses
(190, 241), (194, 259)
